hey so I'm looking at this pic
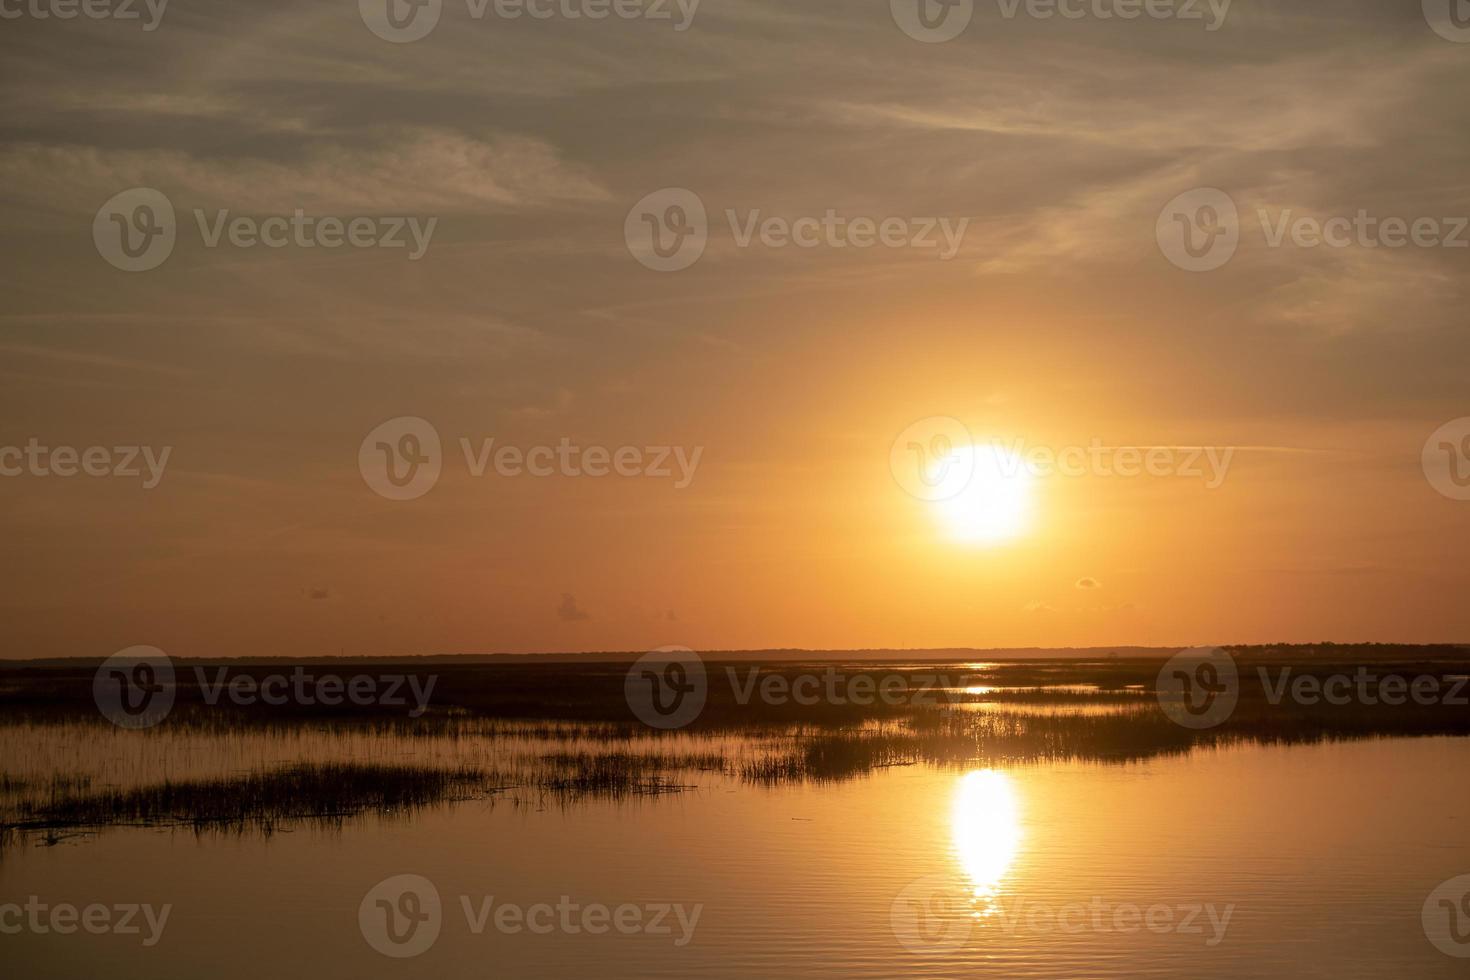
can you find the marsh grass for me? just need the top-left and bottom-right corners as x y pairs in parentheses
(530, 750), (728, 798)
(741, 733), (915, 783)
(0, 750), (733, 844)
(0, 772), (93, 799)
(2, 763), (491, 835)
(539, 749), (729, 774)
(6, 649), (1466, 731)
(4, 650), (1470, 842)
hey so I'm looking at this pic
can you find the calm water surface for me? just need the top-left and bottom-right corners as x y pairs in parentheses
(3, 735), (1468, 978)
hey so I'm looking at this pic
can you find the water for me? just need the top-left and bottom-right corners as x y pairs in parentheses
(3, 732), (1468, 978)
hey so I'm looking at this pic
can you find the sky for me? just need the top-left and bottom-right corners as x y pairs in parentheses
(1, 0), (1468, 658)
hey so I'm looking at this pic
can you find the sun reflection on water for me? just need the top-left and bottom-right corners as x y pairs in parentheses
(951, 769), (1023, 916)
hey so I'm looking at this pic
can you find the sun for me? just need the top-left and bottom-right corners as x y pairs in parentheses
(933, 442), (1034, 545)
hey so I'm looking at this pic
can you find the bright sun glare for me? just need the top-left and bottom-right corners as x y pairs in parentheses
(951, 769), (1023, 909)
(925, 442), (1034, 545)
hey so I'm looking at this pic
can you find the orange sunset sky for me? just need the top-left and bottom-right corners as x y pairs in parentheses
(2, 0), (1468, 657)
